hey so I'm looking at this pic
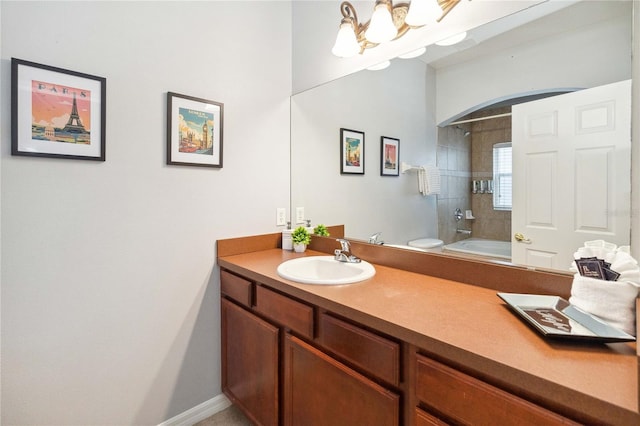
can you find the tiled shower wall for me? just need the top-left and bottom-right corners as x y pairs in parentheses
(469, 106), (512, 241)
(436, 106), (513, 244)
(436, 125), (472, 244)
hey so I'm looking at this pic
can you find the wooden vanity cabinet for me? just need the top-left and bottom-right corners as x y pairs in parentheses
(221, 267), (586, 426)
(221, 268), (401, 426)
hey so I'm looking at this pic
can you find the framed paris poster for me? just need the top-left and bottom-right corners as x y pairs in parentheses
(167, 92), (224, 168)
(11, 58), (106, 161)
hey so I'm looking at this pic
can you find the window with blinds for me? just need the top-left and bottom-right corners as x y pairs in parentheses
(493, 142), (512, 211)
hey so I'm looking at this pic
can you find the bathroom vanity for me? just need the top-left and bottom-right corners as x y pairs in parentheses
(217, 230), (639, 425)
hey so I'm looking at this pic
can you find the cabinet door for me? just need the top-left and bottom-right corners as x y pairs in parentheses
(221, 298), (279, 426)
(284, 334), (399, 426)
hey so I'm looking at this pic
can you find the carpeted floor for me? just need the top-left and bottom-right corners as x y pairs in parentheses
(194, 405), (252, 426)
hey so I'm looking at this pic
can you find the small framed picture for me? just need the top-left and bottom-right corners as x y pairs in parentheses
(340, 128), (365, 174)
(11, 58), (106, 161)
(167, 92), (224, 168)
(381, 136), (399, 176)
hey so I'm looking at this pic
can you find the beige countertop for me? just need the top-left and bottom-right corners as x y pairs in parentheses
(218, 247), (639, 425)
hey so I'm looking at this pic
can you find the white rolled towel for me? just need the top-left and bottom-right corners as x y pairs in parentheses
(569, 274), (639, 335)
(619, 270), (640, 284)
(417, 168), (427, 195)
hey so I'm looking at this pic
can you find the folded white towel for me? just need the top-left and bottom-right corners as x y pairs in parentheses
(424, 165), (441, 195)
(569, 274), (639, 335)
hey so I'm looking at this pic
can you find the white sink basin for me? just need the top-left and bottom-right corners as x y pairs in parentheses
(277, 256), (375, 285)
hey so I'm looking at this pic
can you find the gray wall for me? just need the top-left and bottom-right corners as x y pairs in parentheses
(1, 1), (291, 424)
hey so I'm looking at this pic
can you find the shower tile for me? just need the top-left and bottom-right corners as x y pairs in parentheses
(437, 145), (448, 169)
(447, 148), (458, 171)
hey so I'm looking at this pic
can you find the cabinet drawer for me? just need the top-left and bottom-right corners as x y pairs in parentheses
(415, 355), (579, 426)
(220, 270), (252, 308)
(255, 285), (314, 339)
(318, 313), (399, 386)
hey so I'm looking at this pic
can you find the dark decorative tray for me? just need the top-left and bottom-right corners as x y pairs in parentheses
(497, 293), (635, 343)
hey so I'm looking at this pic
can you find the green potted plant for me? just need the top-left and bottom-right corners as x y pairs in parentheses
(313, 224), (330, 237)
(291, 226), (311, 253)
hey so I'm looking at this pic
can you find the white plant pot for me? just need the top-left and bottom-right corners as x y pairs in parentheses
(293, 243), (307, 253)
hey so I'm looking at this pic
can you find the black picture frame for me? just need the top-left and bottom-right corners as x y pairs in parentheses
(11, 58), (106, 161)
(381, 136), (400, 176)
(167, 92), (224, 168)
(340, 128), (365, 174)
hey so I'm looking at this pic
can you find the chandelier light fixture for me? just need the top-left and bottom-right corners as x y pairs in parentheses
(331, 0), (464, 58)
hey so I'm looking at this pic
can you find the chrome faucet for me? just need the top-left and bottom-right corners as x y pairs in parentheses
(368, 232), (384, 245)
(454, 208), (472, 235)
(334, 239), (361, 263)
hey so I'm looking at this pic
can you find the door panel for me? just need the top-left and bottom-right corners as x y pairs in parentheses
(512, 80), (631, 269)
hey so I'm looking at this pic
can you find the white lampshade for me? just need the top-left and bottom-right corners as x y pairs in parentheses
(405, 0), (442, 27)
(364, 1), (397, 44)
(332, 21), (361, 58)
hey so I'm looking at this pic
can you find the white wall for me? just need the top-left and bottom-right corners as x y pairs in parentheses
(436, 4), (632, 124)
(291, 59), (437, 244)
(0, 1), (291, 425)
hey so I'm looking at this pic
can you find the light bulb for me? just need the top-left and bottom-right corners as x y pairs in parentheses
(364, 1), (397, 44)
(405, 0), (442, 27)
(332, 21), (360, 58)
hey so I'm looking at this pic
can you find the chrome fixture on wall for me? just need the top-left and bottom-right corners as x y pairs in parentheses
(454, 208), (472, 235)
(331, 0), (464, 58)
(472, 179), (493, 194)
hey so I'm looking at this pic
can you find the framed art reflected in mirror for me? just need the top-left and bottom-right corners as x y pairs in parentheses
(381, 136), (399, 176)
(340, 128), (364, 175)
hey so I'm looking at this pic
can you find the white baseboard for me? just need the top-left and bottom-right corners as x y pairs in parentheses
(158, 394), (232, 426)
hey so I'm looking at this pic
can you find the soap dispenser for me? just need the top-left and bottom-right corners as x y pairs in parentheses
(282, 222), (293, 250)
(305, 219), (314, 235)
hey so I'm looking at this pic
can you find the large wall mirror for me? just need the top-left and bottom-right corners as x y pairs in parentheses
(291, 0), (633, 273)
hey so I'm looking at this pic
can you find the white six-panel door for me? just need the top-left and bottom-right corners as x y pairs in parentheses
(511, 80), (631, 270)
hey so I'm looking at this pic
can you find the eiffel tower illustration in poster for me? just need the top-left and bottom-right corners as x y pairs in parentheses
(62, 92), (88, 134)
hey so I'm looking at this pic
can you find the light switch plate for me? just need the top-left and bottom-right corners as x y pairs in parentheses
(276, 208), (286, 226)
(295, 207), (305, 224)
